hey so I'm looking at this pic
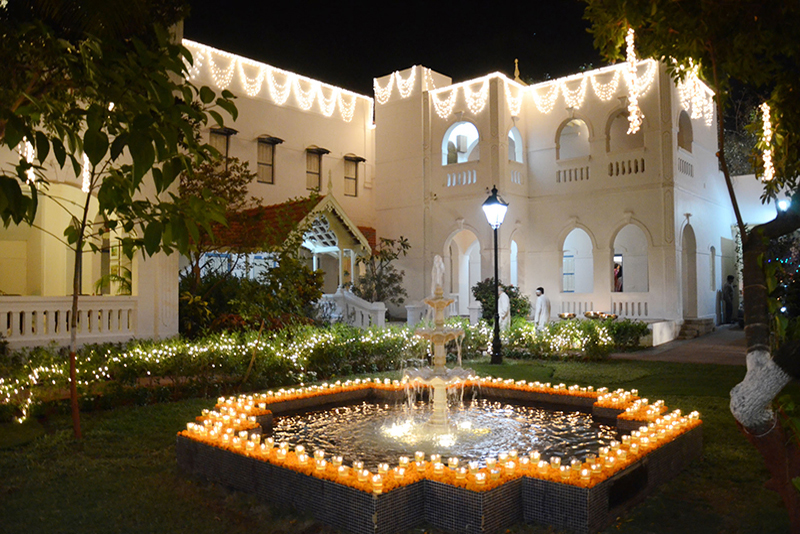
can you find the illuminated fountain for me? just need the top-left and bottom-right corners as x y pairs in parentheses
(176, 257), (703, 533)
(404, 255), (469, 429)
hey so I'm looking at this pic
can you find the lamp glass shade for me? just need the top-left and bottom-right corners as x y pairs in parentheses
(482, 187), (508, 229)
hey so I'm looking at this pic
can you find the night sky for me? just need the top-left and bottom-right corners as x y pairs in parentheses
(184, 0), (606, 96)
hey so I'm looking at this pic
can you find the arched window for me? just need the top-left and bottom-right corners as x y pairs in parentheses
(558, 119), (590, 160)
(508, 127), (523, 163)
(613, 224), (649, 292)
(678, 110), (693, 152)
(562, 228), (593, 293)
(710, 246), (717, 291)
(607, 111), (644, 152)
(442, 121), (480, 165)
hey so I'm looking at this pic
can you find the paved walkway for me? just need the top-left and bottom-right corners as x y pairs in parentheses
(609, 323), (747, 366)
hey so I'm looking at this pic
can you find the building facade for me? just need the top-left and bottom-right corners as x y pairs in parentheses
(2, 38), (771, 347)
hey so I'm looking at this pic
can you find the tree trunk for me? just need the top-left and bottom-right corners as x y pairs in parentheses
(730, 208), (800, 530)
(67, 191), (94, 440)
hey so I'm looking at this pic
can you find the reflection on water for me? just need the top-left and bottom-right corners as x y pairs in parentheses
(271, 399), (618, 469)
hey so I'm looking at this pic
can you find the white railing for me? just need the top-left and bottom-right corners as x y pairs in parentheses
(0, 296), (138, 349)
(610, 293), (650, 318)
(556, 166), (590, 183)
(446, 169), (477, 187)
(678, 157), (694, 177)
(608, 157), (646, 176)
(559, 295), (595, 316)
(320, 288), (386, 328)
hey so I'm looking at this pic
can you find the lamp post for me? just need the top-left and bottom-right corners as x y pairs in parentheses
(482, 185), (508, 365)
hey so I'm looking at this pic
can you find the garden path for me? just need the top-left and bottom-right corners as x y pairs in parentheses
(610, 323), (746, 366)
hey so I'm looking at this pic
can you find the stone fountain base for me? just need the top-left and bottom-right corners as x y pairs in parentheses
(176, 386), (702, 534)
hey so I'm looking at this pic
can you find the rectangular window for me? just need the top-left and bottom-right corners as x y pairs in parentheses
(562, 254), (575, 293)
(257, 140), (275, 184)
(344, 158), (357, 196)
(306, 151), (321, 191)
(209, 131), (229, 158)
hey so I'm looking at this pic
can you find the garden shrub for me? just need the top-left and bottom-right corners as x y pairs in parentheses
(471, 278), (532, 322)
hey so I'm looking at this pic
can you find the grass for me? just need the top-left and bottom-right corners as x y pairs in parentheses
(0, 357), (793, 534)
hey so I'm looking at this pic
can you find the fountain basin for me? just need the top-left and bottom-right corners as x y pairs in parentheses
(177, 379), (702, 534)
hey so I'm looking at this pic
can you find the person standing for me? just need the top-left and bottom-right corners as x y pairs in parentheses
(722, 275), (735, 324)
(498, 286), (511, 331)
(533, 287), (551, 330)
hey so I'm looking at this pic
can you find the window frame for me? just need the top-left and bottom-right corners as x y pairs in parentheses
(257, 135), (283, 184)
(305, 145), (330, 192)
(343, 154), (365, 197)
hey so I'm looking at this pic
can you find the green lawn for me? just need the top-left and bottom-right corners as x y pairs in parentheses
(0, 358), (792, 534)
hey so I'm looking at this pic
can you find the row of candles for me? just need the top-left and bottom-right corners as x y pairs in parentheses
(183, 409), (700, 493)
(211, 378), (620, 419)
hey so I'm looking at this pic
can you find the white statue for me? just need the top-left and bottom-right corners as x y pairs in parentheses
(498, 286), (511, 331)
(432, 254), (445, 294)
(534, 286), (551, 330)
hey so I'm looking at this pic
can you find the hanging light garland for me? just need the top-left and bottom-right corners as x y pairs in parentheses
(17, 138), (36, 184)
(760, 102), (774, 182)
(81, 154), (91, 193)
(504, 82), (524, 117)
(464, 79), (490, 115)
(675, 59), (714, 127)
(625, 28), (644, 134)
(183, 40), (366, 123)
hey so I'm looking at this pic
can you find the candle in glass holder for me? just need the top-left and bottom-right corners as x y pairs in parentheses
(580, 468), (591, 483)
(430, 454), (441, 464)
(337, 465), (349, 478)
(415, 461), (426, 473)
(415, 451), (425, 463)
(559, 466), (570, 481)
(509, 450), (518, 460)
(295, 445), (305, 455)
(537, 460), (548, 475)
(332, 455), (343, 467)
(485, 457), (497, 470)
(394, 467), (406, 481)
(448, 457), (459, 469)
(315, 459), (327, 471)
(433, 462), (445, 475)
(490, 468), (501, 480)
(371, 474), (383, 494)
(474, 472), (487, 486)
(498, 452), (508, 463)
(354, 460), (364, 472)
(549, 456), (561, 469)
(468, 461), (479, 475)
(529, 450), (541, 463)
(314, 449), (325, 461)
(358, 469), (370, 482)
(398, 456), (410, 468)
(455, 467), (467, 480)
(505, 461), (516, 475)
(378, 463), (389, 475)
(297, 453), (309, 465)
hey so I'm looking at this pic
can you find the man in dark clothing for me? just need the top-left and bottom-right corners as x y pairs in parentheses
(722, 275), (735, 324)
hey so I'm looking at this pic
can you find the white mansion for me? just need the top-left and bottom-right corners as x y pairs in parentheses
(0, 37), (778, 348)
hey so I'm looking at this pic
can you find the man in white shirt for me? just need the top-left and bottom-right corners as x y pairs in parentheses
(498, 286), (511, 331)
(533, 287), (551, 330)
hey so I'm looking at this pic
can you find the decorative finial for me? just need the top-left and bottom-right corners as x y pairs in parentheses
(514, 58), (522, 84)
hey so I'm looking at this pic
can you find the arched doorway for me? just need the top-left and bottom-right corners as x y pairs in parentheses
(612, 224), (648, 292)
(562, 228), (594, 293)
(682, 225), (698, 318)
(447, 229), (481, 316)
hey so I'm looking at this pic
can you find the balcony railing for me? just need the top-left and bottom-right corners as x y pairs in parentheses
(0, 296), (138, 349)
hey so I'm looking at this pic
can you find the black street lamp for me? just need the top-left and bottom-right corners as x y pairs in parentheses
(482, 185), (508, 365)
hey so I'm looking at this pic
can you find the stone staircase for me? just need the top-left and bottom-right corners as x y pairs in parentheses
(677, 317), (716, 340)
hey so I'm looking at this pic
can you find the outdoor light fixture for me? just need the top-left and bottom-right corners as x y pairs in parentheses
(778, 199), (790, 212)
(482, 186), (508, 364)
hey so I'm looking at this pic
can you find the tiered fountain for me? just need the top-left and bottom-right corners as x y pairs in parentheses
(404, 258), (469, 428)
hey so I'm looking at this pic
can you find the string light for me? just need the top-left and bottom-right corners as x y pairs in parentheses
(590, 70), (620, 101)
(625, 28), (644, 134)
(17, 138), (35, 184)
(374, 73), (394, 105)
(183, 40), (368, 123)
(562, 77), (588, 109)
(464, 79), (489, 115)
(504, 81), (524, 116)
(675, 59), (714, 127)
(82, 154), (91, 193)
(431, 87), (458, 119)
(374, 68), (417, 104)
(531, 82), (560, 114)
(760, 102), (774, 182)
(396, 68), (416, 98)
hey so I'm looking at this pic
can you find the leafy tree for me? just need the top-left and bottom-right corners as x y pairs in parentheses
(350, 236), (410, 308)
(471, 278), (532, 322)
(1, 2), (237, 438)
(583, 0), (800, 524)
(179, 157), (258, 294)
